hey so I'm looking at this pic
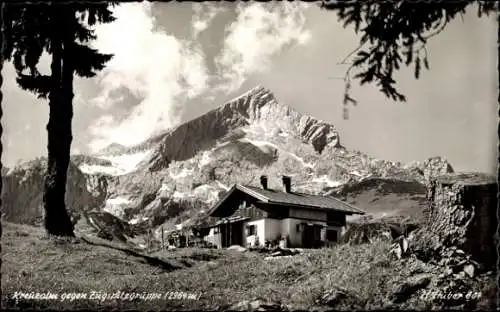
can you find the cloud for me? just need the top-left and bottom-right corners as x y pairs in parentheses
(192, 3), (226, 38)
(215, 2), (311, 93)
(87, 2), (312, 152)
(89, 2), (210, 152)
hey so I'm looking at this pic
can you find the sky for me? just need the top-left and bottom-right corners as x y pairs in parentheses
(2, 2), (497, 174)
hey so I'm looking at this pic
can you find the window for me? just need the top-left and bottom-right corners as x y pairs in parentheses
(326, 229), (338, 242)
(246, 225), (256, 236)
(296, 224), (301, 233)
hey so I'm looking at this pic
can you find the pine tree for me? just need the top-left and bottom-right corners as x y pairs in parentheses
(3, 3), (116, 236)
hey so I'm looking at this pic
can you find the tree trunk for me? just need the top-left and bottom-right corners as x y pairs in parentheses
(0, 11), (4, 222)
(426, 173), (497, 268)
(497, 5), (499, 274)
(43, 10), (75, 237)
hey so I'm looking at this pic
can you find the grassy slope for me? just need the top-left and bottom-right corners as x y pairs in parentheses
(2, 222), (495, 311)
(1, 222), (391, 310)
(335, 178), (429, 223)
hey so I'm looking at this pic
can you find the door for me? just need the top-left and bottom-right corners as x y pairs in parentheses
(302, 224), (322, 248)
(220, 222), (245, 247)
(313, 225), (322, 247)
(230, 222), (244, 247)
(302, 224), (314, 248)
(220, 224), (229, 248)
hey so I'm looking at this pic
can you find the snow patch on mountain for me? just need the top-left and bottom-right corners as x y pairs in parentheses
(129, 217), (146, 225)
(159, 183), (223, 205)
(159, 183), (171, 192)
(169, 167), (194, 180)
(239, 138), (279, 150)
(285, 151), (315, 169)
(238, 137), (314, 169)
(103, 196), (132, 218)
(311, 175), (342, 188)
(172, 191), (188, 200)
(216, 180), (230, 190)
(79, 164), (120, 176)
(350, 170), (363, 177)
(199, 151), (212, 167)
(240, 119), (282, 139)
(198, 140), (235, 168)
(79, 149), (153, 176)
(193, 184), (221, 204)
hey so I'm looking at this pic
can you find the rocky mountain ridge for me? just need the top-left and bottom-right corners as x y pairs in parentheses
(141, 85), (341, 171)
(2, 85), (454, 240)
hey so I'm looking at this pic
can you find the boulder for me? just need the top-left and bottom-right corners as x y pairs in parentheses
(228, 245), (247, 252)
(228, 298), (287, 311)
(206, 261), (218, 268)
(463, 264), (475, 278)
(269, 248), (298, 257)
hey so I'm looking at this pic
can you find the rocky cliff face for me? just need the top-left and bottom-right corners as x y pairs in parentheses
(146, 86), (340, 171)
(1, 158), (95, 225)
(2, 85), (456, 239)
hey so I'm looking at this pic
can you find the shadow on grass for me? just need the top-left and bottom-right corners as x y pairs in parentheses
(80, 236), (183, 272)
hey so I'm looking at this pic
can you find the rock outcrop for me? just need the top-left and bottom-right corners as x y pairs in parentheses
(1, 158), (96, 225)
(228, 297), (288, 311)
(422, 156), (454, 182)
(413, 172), (497, 269)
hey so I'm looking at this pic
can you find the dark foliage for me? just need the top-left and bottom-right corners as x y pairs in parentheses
(321, 0), (498, 102)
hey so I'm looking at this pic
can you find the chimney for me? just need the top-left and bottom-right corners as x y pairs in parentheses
(282, 175), (291, 193)
(260, 175), (268, 190)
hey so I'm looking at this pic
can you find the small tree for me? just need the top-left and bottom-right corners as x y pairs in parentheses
(3, 3), (116, 236)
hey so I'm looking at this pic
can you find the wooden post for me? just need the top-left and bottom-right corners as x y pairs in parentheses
(161, 226), (164, 250)
(148, 229), (152, 251)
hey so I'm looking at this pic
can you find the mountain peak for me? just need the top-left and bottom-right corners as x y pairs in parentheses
(97, 143), (128, 155)
(146, 85), (341, 171)
(215, 84), (278, 120)
(230, 84), (269, 101)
